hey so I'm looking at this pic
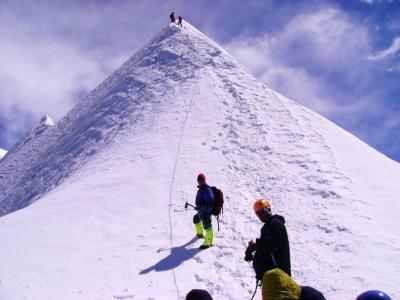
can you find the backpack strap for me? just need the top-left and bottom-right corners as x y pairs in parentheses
(270, 253), (278, 268)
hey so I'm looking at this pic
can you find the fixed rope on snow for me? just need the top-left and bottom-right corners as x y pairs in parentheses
(167, 29), (202, 299)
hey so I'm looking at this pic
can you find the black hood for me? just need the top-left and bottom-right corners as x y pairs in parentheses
(270, 214), (285, 224)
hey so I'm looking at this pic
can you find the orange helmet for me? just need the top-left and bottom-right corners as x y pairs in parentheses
(253, 198), (271, 213)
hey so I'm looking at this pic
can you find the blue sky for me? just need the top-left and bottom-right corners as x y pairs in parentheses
(0, 0), (399, 161)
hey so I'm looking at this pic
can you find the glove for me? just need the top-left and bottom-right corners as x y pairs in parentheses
(244, 249), (253, 262)
(244, 242), (256, 262)
(247, 241), (256, 252)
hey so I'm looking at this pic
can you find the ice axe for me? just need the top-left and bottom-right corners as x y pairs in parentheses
(185, 201), (197, 210)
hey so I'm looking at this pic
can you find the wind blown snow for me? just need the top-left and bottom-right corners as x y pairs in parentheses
(0, 22), (399, 300)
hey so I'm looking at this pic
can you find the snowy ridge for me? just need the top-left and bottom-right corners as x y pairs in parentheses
(7, 115), (54, 154)
(0, 115), (55, 214)
(0, 22), (399, 300)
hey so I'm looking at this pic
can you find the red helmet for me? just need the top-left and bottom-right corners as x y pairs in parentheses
(197, 173), (206, 184)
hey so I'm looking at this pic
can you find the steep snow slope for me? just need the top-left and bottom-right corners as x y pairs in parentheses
(0, 23), (399, 300)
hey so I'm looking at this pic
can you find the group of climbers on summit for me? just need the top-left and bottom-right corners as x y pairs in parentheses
(170, 11), (183, 27)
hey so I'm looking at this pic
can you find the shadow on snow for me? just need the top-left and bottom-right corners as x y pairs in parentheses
(139, 237), (199, 274)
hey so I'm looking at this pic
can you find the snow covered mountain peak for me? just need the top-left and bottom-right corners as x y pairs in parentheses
(0, 22), (244, 217)
(0, 148), (7, 160)
(40, 115), (55, 126)
(29, 114), (54, 139)
(0, 22), (400, 299)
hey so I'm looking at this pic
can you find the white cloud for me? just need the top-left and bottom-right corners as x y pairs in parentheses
(361, 0), (376, 4)
(222, 5), (400, 160)
(0, 1), (398, 160)
(0, 40), (108, 120)
(260, 66), (338, 115)
(360, 0), (396, 4)
(368, 36), (400, 60)
(278, 7), (370, 72)
(225, 7), (372, 118)
(0, 0), (169, 148)
(0, 38), (116, 148)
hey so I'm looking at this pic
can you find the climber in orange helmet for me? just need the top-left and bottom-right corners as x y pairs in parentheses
(244, 199), (291, 281)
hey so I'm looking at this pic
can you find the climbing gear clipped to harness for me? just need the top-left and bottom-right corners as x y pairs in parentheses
(211, 186), (224, 231)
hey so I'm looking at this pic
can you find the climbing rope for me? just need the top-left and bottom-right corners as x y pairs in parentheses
(167, 28), (202, 299)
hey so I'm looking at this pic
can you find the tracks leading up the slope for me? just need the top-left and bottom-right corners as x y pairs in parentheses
(206, 56), (360, 296)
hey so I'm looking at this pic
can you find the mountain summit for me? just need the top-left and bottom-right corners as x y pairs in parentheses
(0, 22), (399, 299)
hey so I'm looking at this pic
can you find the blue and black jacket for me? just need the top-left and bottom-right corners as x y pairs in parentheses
(195, 184), (215, 215)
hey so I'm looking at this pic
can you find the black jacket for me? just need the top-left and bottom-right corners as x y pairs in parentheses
(253, 214), (291, 280)
(300, 286), (326, 300)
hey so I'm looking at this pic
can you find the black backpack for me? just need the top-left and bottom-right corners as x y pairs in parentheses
(211, 186), (224, 230)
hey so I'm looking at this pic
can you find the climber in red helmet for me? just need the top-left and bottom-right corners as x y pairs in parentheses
(193, 173), (215, 249)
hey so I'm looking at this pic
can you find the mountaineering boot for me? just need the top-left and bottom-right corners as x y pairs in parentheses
(195, 222), (203, 238)
(199, 244), (211, 250)
(199, 228), (213, 249)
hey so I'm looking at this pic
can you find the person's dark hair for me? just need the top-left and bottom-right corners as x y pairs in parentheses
(186, 289), (213, 300)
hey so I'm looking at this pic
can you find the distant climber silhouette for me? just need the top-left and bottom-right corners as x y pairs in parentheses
(169, 12), (176, 23)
